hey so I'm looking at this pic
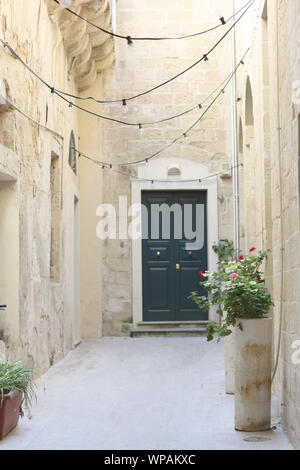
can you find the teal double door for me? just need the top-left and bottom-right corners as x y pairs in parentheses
(142, 191), (208, 322)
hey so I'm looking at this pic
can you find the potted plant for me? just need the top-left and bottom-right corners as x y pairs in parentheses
(190, 248), (274, 431)
(0, 359), (36, 439)
(204, 240), (236, 394)
(0, 305), (7, 365)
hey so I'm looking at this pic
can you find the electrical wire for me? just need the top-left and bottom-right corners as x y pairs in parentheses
(53, 0), (253, 42)
(271, 0), (284, 385)
(2, 97), (63, 140)
(1, 0), (254, 108)
(78, 151), (243, 183)
(1, 46), (248, 171)
(53, 0), (254, 104)
(73, 48), (249, 168)
(0, 37), (249, 128)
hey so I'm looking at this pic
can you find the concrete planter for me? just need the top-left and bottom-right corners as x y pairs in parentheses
(224, 327), (235, 394)
(235, 318), (272, 432)
(0, 391), (22, 440)
(0, 340), (5, 363)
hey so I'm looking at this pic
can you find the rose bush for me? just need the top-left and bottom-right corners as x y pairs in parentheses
(189, 246), (273, 341)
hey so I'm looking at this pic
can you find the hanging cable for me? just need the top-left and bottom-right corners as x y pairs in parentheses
(271, 0), (284, 385)
(78, 152), (243, 183)
(73, 49), (249, 167)
(1, 47), (248, 170)
(3, 89), (243, 184)
(1, 1), (254, 107)
(53, 0), (253, 43)
(1, 96), (63, 140)
(52, 0), (254, 103)
(0, 38), (249, 129)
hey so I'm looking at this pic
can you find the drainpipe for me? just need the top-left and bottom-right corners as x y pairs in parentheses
(230, 0), (239, 252)
(271, 0), (284, 384)
(109, 0), (117, 34)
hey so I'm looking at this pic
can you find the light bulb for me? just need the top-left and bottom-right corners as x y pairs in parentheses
(50, 87), (55, 100)
(236, 91), (242, 102)
(68, 102), (73, 110)
(58, 0), (72, 8)
(122, 99), (128, 114)
(184, 133), (189, 144)
(138, 124), (144, 136)
(126, 36), (134, 47)
(109, 164), (113, 173)
(216, 10), (226, 24)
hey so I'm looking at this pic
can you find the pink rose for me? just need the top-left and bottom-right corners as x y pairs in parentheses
(229, 273), (239, 281)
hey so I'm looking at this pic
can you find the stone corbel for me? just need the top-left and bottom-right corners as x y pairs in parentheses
(45, 0), (115, 90)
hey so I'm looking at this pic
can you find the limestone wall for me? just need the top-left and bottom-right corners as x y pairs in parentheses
(0, 0), (112, 373)
(100, 0), (251, 334)
(235, 0), (300, 449)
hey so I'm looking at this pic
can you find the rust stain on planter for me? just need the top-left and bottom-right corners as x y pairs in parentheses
(238, 343), (272, 404)
(241, 344), (271, 358)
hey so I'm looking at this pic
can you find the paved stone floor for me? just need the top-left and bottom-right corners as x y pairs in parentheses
(0, 337), (294, 450)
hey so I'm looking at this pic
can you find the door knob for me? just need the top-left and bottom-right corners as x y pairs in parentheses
(176, 264), (180, 270)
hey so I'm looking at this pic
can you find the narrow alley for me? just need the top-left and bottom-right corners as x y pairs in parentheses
(0, 338), (293, 450)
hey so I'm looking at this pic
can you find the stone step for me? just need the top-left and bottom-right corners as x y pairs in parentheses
(130, 327), (207, 338)
(137, 321), (210, 329)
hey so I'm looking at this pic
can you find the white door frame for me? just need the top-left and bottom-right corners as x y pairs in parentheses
(131, 159), (219, 326)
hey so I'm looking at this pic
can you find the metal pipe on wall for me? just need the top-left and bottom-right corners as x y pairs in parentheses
(230, 0), (240, 252)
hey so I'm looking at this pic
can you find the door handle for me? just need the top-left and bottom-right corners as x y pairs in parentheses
(176, 264), (180, 270)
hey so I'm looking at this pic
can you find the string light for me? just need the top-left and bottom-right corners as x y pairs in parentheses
(122, 99), (128, 114)
(1, 84), (245, 184)
(72, 49), (248, 167)
(126, 36), (134, 47)
(1, 45), (250, 179)
(72, 49), (249, 168)
(138, 124), (144, 136)
(216, 10), (226, 25)
(52, 0), (253, 43)
(0, 31), (249, 172)
(82, 153), (243, 184)
(0, 38), (248, 128)
(183, 133), (189, 144)
(68, 102), (73, 110)
(2, 2), (253, 108)
(58, 0), (72, 8)
(1, 41), (249, 171)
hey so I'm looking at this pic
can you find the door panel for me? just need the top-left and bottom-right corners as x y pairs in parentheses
(142, 191), (207, 322)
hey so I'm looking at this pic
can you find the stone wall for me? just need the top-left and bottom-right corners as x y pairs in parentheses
(0, 0), (113, 373)
(235, 0), (300, 449)
(101, 0), (245, 334)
